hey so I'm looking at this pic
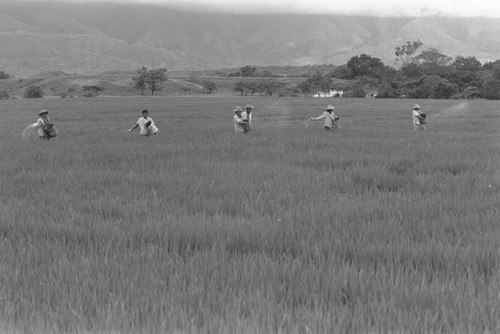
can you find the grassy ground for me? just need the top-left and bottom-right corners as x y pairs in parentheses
(0, 96), (499, 333)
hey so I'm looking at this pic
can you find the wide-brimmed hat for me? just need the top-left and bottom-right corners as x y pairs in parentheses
(326, 104), (335, 111)
(245, 104), (254, 110)
(234, 106), (243, 113)
(38, 109), (48, 116)
(413, 104), (421, 109)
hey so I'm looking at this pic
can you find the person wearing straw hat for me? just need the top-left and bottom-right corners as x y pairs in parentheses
(242, 104), (254, 130)
(309, 104), (339, 130)
(233, 106), (250, 133)
(129, 109), (158, 136)
(22, 109), (58, 140)
(412, 104), (426, 130)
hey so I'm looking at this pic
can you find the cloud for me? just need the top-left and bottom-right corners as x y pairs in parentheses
(133, 0), (500, 17)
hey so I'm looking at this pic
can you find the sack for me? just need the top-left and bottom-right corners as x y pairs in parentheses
(43, 123), (57, 138)
(418, 113), (426, 124)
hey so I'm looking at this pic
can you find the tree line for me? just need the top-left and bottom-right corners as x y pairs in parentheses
(2, 40), (498, 99)
(230, 41), (500, 100)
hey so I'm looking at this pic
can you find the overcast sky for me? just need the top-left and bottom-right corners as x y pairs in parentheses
(130, 0), (500, 17)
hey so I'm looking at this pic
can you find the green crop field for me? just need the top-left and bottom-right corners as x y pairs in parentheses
(0, 96), (499, 333)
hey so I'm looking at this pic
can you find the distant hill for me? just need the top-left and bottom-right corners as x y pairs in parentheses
(0, 69), (297, 98)
(1, 1), (500, 77)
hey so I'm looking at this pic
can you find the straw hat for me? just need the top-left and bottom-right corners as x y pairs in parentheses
(38, 109), (48, 116)
(326, 104), (335, 111)
(245, 104), (254, 110)
(234, 106), (243, 113)
(413, 104), (421, 110)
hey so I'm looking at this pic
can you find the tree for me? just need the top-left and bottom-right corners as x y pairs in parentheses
(132, 67), (167, 96)
(0, 71), (9, 80)
(414, 48), (452, 66)
(482, 79), (500, 100)
(233, 81), (246, 95)
(246, 81), (259, 96)
(461, 86), (482, 99)
(395, 40), (423, 66)
(257, 78), (286, 96)
(202, 80), (216, 94)
(346, 54), (385, 79)
(277, 85), (300, 97)
(133, 66), (148, 95)
(344, 81), (365, 97)
(405, 75), (441, 98)
(297, 80), (312, 97)
(452, 56), (482, 72)
(482, 60), (500, 71)
(401, 63), (422, 78)
(431, 79), (459, 99)
(376, 81), (399, 98)
(240, 66), (257, 77)
(24, 86), (43, 98)
(146, 68), (167, 96)
(330, 65), (353, 80)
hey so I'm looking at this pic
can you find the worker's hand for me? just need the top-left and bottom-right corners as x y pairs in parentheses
(128, 129), (132, 132)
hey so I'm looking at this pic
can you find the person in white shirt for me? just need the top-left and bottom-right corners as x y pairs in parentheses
(412, 104), (426, 130)
(310, 105), (338, 130)
(129, 109), (158, 136)
(233, 106), (250, 133)
(241, 104), (253, 130)
(22, 109), (57, 140)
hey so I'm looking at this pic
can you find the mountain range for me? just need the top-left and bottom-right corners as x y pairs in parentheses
(1, 1), (500, 77)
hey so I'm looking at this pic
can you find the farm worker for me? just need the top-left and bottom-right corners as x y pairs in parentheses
(233, 106), (250, 133)
(242, 104), (254, 130)
(310, 104), (339, 130)
(22, 109), (58, 140)
(129, 109), (158, 136)
(412, 104), (426, 130)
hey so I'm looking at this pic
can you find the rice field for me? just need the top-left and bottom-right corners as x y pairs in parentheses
(0, 96), (499, 333)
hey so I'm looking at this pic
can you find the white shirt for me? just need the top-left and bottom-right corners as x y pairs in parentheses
(35, 117), (49, 137)
(137, 116), (158, 135)
(311, 111), (336, 128)
(233, 114), (246, 133)
(242, 111), (252, 124)
(412, 109), (423, 125)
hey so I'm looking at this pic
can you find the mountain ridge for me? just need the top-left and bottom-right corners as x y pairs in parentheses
(1, 2), (500, 76)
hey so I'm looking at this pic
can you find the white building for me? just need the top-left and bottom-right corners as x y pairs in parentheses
(313, 89), (343, 98)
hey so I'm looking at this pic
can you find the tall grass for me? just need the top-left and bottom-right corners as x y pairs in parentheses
(0, 96), (499, 333)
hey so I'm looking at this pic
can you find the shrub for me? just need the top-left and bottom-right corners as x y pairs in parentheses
(24, 86), (43, 98)
(461, 87), (483, 99)
(0, 90), (9, 100)
(431, 79), (459, 99)
(344, 82), (366, 98)
(81, 91), (97, 98)
(482, 79), (500, 100)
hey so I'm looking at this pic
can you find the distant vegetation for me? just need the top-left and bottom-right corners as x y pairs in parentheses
(132, 67), (168, 96)
(0, 71), (10, 80)
(23, 85), (43, 99)
(223, 41), (500, 100)
(1, 40), (499, 100)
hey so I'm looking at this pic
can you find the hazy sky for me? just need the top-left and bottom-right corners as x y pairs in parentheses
(132, 0), (500, 17)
